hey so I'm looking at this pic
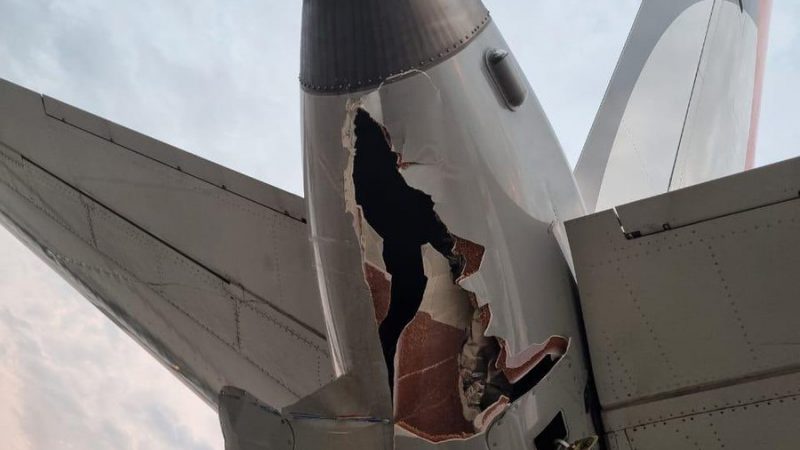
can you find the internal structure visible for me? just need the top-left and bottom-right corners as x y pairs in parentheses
(348, 107), (566, 441)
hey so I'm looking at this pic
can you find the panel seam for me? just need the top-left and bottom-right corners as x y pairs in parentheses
(667, 0), (719, 190)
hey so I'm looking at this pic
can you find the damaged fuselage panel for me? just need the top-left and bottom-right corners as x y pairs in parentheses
(301, 12), (598, 449)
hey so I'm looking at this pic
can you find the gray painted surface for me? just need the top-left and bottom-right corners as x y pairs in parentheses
(302, 90), (393, 418)
(40, 96), (307, 222)
(219, 387), (293, 450)
(568, 155), (800, 448)
(302, 18), (596, 446)
(0, 78), (334, 410)
(221, 385), (392, 450)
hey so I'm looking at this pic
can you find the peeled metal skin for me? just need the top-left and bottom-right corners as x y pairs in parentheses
(302, 14), (597, 447)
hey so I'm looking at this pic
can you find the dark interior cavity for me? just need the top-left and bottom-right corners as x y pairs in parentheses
(510, 355), (558, 401)
(534, 412), (568, 450)
(351, 107), (566, 441)
(352, 108), (459, 392)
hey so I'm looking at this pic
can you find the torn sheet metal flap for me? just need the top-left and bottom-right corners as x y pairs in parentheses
(303, 91), (393, 418)
(486, 341), (595, 450)
(357, 40), (583, 359)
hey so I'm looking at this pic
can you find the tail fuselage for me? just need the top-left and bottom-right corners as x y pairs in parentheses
(301, 1), (596, 447)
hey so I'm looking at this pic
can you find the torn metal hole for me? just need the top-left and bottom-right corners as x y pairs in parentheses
(352, 108), (459, 390)
(347, 106), (567, 442)
(497, 334), (569, 384)
(534, 412), (568, 450)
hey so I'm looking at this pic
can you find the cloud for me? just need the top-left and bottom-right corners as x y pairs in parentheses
(755, 2), (800, 166)
(0, 0), (304, 195)
(0, 0), (644, 191)
(485, 0), (641, 164)
(0, 232), (223, 450)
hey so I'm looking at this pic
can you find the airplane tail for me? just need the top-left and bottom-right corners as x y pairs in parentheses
(575, 0), (772, 212)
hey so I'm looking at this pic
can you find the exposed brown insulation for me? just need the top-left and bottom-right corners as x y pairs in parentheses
(453, 237), (484, 280)
(364, 263), (391, 324)
(395, 312), (474, 441)
(348, 105), (569, 442)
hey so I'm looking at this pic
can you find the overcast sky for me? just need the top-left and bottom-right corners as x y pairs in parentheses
(0, 1), (798, 449)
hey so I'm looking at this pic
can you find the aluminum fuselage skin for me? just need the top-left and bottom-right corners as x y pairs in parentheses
(302, 19), (596, 449)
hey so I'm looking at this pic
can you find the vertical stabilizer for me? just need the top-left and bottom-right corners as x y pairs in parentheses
(575, 0), (772, 212)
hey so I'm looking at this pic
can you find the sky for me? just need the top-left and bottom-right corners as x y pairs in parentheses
(0, 1), (798, 449)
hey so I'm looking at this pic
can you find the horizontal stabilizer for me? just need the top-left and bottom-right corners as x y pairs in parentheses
(568, 155), (800, 448)
(0, 78), (334, 409)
